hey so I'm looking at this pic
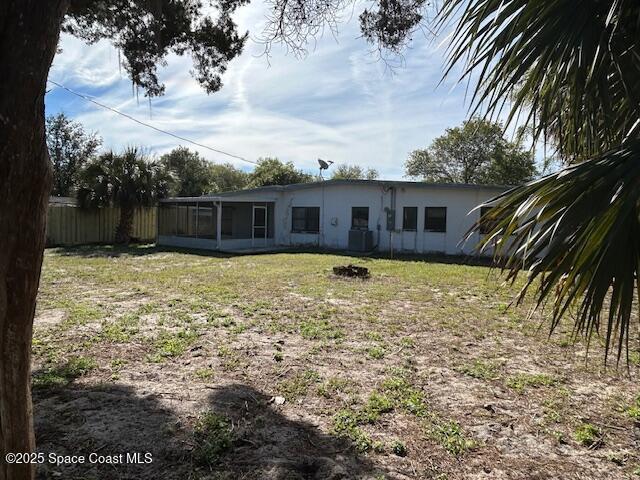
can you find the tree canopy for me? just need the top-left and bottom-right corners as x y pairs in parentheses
(331, 164), (379, 180)
(63, 0), (250, 97)
(248, 157), (314, 187)
(77, 148), (171, 242)
(405, 118), (537, 185)
(209, 162), (249, 193)
(46, 113), (102, 197)
(160, 147), (214, 197)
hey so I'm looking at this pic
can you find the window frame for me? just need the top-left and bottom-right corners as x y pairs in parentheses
(402, 206), (418, 231)
(291, 206), (320, 233)
(424, 206), (447, 233)
(351, 206), (369, 230)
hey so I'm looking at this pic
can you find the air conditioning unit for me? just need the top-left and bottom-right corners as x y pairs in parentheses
(348, 229), (374, 252)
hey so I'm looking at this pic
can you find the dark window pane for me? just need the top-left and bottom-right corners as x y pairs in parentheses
(402, 207), (418, 231)
(291, 207), (320, 233)
(306, 207), (320, 232)
(221, 207), (232, 236)
(425, 207), (447, 232)
(254, 208), (266, 226)
(351, 207), (369, 229)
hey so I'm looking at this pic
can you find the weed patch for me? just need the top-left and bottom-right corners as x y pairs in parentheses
(33, 356), (98, 389)
(277, 369), (321, 400)
(192, 412), (233, 466)
(506, 373), (557, 393)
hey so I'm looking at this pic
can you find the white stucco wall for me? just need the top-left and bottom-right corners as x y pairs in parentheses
(276, 183), (505, 254)
(157, 182), (507, 254)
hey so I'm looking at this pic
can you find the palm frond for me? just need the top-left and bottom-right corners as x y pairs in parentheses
(437, 0), (640, 160)
(473, 141), (640, 363)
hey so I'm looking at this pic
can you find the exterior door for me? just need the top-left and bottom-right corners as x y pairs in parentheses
(252, 205), (267, 247)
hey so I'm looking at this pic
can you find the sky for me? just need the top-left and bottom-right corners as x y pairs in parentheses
(45, 2), (480, 180)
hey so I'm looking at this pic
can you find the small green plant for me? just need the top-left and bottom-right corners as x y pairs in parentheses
(195, 368), (215, 381)
(33, 356), (98, 389)
(317, 376), (351, 397)
(110, 358), (127, 370)
(217, 345), (242, 371)
(331, 409), (373, 453)
(372, 440), (385, 453)
(573, 422), (601, 447)
(299, 319), (344, 340)
(626, 396), (640, 420)
(506, 373), (557, 393)
(277, 369), (321, 400)
(58, 300), (103, 328)
(192, 411), (232, 465)
(365, 331), (383, 342)
(273, 352), (284, 362)
(458, 359), (500, 380)
(359, 393), (394, 423)
(381, 375), (429, 417)
(400, 337), (415, 348)
(431, 421), (474, 456)
(100, 313), (140, 343)
(391, 440), (407, 457)
(366, 346), (385, 359)
(149, 328), (198, 362)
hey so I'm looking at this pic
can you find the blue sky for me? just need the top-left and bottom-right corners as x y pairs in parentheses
(45, 2), (480, 180)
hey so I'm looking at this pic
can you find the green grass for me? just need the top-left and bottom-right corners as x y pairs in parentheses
(430, 421), (475, 456)
(299, 319), (344, 340)
(34, 246), (631, 474)
(277, 369), (321, 400)
(573, 422), (601, 447)
(33, 356), (98, 389)
(331, 409), (374, 453)
(317, 376), (352, 397)
(506, 373), (558, 393)
(192, 411), (233, 466)
(148, 328), (199, 362)
(458, 359), (501, 381)
(366, 345), (386, 359)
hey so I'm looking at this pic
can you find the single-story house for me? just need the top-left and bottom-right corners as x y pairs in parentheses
(156, 179), (508, 255)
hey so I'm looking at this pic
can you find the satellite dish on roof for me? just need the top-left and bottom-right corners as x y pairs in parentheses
(318, 158), (333, 179)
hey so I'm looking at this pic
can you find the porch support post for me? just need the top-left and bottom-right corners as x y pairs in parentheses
(216, 200), (222, 250)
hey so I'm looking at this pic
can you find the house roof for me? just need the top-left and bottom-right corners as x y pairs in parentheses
(160, 179), (512, 203)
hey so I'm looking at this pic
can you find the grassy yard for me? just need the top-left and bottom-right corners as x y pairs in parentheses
(33, 246), (640, 479)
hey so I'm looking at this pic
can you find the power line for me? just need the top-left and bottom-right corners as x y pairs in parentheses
(47, 79), (258, 165)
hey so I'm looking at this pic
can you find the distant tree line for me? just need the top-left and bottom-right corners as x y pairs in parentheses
(46, 113), (537, 243)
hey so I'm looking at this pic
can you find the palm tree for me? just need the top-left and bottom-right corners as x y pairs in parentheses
(438, 0), (640, 362)
(77, 148), (172, 244)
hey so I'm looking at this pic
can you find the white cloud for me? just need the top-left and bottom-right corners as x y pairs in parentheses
(46, 1), (480, 179)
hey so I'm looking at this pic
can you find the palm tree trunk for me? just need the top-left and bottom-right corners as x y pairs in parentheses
(0, 2), (68, 480)
(115, 205), (135, 244)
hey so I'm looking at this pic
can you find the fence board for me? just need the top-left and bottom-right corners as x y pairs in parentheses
(46, 205), (156, 246)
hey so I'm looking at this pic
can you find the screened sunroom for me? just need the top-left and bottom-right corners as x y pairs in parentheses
(157, 196), (275, 251)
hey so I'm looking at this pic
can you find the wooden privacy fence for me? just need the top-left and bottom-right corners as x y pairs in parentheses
(47, 205), (157, 246)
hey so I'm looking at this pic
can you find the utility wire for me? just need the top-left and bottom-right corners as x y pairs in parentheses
(47, 79), (258, 165)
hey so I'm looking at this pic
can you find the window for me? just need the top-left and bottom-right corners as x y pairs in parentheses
(292, 207), (320, 233)
(402, 207), (418, 231)
(351, 207), (369, 230)
(479, 206), (496, 234)
(425, 207), (447, 232)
